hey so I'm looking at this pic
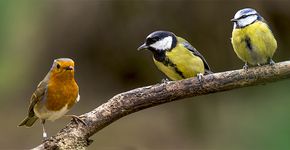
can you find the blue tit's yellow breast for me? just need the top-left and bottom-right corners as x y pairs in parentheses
(153, 42), (205, 80)
(231, 21), (277, 65)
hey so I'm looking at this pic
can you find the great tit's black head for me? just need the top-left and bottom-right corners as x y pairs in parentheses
(138, 31), (177, 52)
(231, 8), (263, 28)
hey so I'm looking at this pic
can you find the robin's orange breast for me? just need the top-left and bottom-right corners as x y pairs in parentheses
(45, 76), (79, 111)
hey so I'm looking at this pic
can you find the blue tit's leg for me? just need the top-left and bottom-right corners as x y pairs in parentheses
(197, 73), (204, 82)
(41, 119), (47, 140)
(65, 114), (87, 126)
(243, 62), (249, 70)
(269, 58), (275, 65)
(161, 78), (170, 84)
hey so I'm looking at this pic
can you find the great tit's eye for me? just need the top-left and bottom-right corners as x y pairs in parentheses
(147, 37), (158, 45)
(56, 64), (60, 69)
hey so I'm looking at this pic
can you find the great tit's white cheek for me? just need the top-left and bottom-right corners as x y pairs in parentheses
(150, 36), (173, 50)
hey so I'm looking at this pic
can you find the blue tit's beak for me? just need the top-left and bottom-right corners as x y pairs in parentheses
(231, 18), (238, 22)
(137, 43), (148, 51)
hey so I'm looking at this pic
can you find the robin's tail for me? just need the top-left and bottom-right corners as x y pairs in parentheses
(18, 116), (38, 127)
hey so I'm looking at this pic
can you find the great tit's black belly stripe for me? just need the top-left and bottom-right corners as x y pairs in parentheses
(244, 36), (253, 51)
(153, 52), (185, 79)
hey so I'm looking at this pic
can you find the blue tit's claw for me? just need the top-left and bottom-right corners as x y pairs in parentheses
(269, 59), (275, 66)
(161, 78), (170, 84)
(243, 63), (249, 70)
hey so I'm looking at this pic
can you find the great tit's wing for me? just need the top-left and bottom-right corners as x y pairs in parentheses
(27, 76), (48, 117)
(180, 39), (212, 73)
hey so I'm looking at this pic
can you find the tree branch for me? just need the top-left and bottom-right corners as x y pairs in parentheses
(33, 61), (290, 150)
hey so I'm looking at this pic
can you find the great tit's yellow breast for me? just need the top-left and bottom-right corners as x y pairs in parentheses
(153, 43), (205, 80)
(231, 21), (277, 65)
(169, 43), (204, 76)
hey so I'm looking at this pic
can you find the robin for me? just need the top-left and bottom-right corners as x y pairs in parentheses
(19, 58), (85, 139)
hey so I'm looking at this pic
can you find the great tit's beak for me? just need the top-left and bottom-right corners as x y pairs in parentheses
(65, 66), (74, 70)
(231, 18), (238, 22)
(137, 43), (148, 51)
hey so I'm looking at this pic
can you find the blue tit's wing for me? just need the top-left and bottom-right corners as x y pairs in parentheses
(182, 41), (212, 74)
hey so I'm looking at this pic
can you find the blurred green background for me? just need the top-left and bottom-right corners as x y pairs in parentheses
(1, 0), (290, 149)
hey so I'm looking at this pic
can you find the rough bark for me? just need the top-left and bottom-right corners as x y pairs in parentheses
(33, 61), (290, 150)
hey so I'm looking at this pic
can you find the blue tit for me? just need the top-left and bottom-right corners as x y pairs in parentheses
(231, 8), (277, 69)
(138, 31), (212, 81)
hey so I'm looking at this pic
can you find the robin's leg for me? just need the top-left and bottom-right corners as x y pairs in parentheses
(41, 119), (47, 140)
(64, 115), (87, 126)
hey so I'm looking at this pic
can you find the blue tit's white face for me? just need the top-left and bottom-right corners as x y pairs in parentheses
(140, 31), (177, 52)
(232, 8), (262, 28)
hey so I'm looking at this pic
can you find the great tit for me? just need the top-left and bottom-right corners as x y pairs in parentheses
(138, 31), (211, 81)
(231, 8), (277, 69)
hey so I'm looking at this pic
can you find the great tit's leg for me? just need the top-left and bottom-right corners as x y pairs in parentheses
(65, 115), (87, 126)
(269, 59), (275, 66)
(161, 78), (170, 84)
(243, 62), (249, 70)
(41, 119), (47, 140)
(197, 73), (204, 82)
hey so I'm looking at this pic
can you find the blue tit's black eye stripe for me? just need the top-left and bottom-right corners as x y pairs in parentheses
(238, 14), (256, 20)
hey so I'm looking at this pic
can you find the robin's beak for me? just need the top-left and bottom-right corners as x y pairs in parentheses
(231, 18), (238, 22)
(65, 66), (74, 71)
(137, 43), (148, 51)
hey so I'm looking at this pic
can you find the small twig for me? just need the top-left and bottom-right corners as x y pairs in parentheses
(33, 61), (290, 150)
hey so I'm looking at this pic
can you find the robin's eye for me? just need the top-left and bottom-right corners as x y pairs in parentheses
(56, 64), (60, 69)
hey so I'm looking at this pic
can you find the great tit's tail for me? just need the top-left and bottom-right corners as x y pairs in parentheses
(204, 69), (213, 75)
(18, 116), (38, 127)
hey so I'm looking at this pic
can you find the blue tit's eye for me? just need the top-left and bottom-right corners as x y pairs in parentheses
(57, 64), (60, 69)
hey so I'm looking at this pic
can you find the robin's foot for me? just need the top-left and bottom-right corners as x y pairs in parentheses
(269, 59), (275, 65)
(243, 63), (249, 70)
(65, 115), (87, 126)
(43, 131), (47, 139)
(42, 132), (48, 141)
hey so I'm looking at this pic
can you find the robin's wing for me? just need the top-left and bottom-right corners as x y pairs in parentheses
(27, 78), (48, 117)
(178, 37), (212, 73)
